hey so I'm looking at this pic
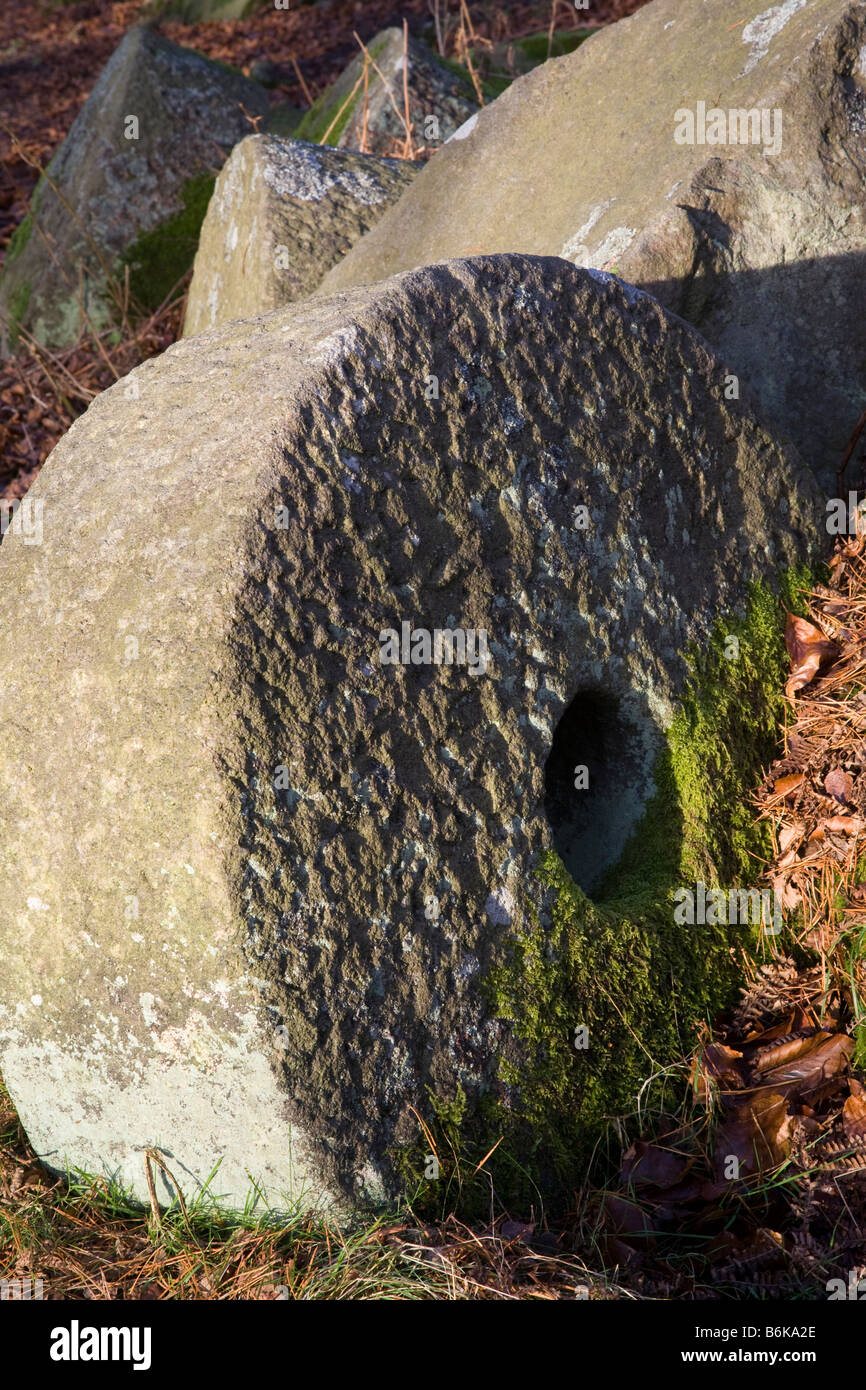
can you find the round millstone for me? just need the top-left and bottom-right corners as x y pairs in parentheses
(0, 256), (820, 1211)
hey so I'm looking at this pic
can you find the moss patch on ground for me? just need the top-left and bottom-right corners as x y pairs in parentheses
(294, 91), (358, 149)
(510, 29), (594, 65)
(120, 173), (216, 316)
(399, 568), (816, 1215)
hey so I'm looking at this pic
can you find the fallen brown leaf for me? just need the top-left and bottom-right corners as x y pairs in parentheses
(772, 874), (801, 911)
(803, 827), (826, 856)
(843, 1078), (866, 1142)
(713, 1090), (791, 1180)
(820, 815), (864, 835)
(778, 822), (804, 853)
(621, 1141), (694, 1191)
(825, 769), (855, 804)
(500, 1220), (536, 1243)
(600, 1193), (656, 1239)
(691, 1042), (746, 1099)
(752, 1033), (824, 1074)
(784, 613), (837, 698)
(757, 1032), (854, 1094)
(601, 1235), (644, 1268)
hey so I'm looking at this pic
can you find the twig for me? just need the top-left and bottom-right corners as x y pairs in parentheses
(318, 68), (366, 147)
(547, 0), (561, 60)
(457, 0), (485, 106)
(0, 308), (95, 401)
(401, 20), (414, 160)
(143, 1150), (161, 1230)
(239, 101), (264, 133)
(352, 31), (417, 157)
(429, 0), (446, 56)
(14, 210), (121, 379)
(360, 52), (370, 154)
(2, 122), (131, 333)
(290, 54), (314, 107)
(144, 1148), (192, 1232)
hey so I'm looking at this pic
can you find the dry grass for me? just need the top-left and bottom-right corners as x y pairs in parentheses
(0, 275), (187, 501)
(0, 1075), (622, 1301)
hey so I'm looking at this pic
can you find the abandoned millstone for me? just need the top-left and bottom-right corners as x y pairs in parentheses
(183, 135), (417, 337)
(320, 0), (866, 491)
(294, 26), (478, 157)
(0, 25), (268, 352)
(0, 256), (821, 1212)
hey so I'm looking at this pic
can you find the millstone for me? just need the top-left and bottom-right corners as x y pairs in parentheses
(0, 256), (820, 1210)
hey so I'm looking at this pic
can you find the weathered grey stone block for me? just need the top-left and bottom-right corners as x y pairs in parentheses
(0, 25), (268, 352)
(183, 136), (417, 337)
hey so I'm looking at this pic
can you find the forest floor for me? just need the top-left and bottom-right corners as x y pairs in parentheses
(3, 0), (866, 1302)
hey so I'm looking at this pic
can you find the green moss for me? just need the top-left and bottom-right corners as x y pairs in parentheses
(399, 568), (817, 1214)
(433, 53), (502, 103)
(4, 214), (32, 267)
(265, 104), (304, 140)
(511, 29), (594, 65)
(294, 90), (357, 149)
(5, 279), (31, 345)
(120, 173), (215, 315)
(3, 168), (58, 279)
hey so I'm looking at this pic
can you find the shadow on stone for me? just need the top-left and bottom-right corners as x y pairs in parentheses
(636, 245), (866, 495)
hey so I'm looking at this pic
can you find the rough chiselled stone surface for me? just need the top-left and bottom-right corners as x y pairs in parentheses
(294, 26), (478, 156)
(0, 25), (268, 351)
(0, 256), (820, 1211)
(320, 0), (866, 490)
(183, 135), (417, 337)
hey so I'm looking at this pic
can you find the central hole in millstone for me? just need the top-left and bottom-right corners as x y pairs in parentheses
(544, 687), (640, 898)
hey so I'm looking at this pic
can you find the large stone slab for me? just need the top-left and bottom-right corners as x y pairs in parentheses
(294, 26), (478, 156)
(183, 135), (417, 337)
(319, 0), (866, 491)
(0, 25), (268, 352)
(0, 256), (820, 1211)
